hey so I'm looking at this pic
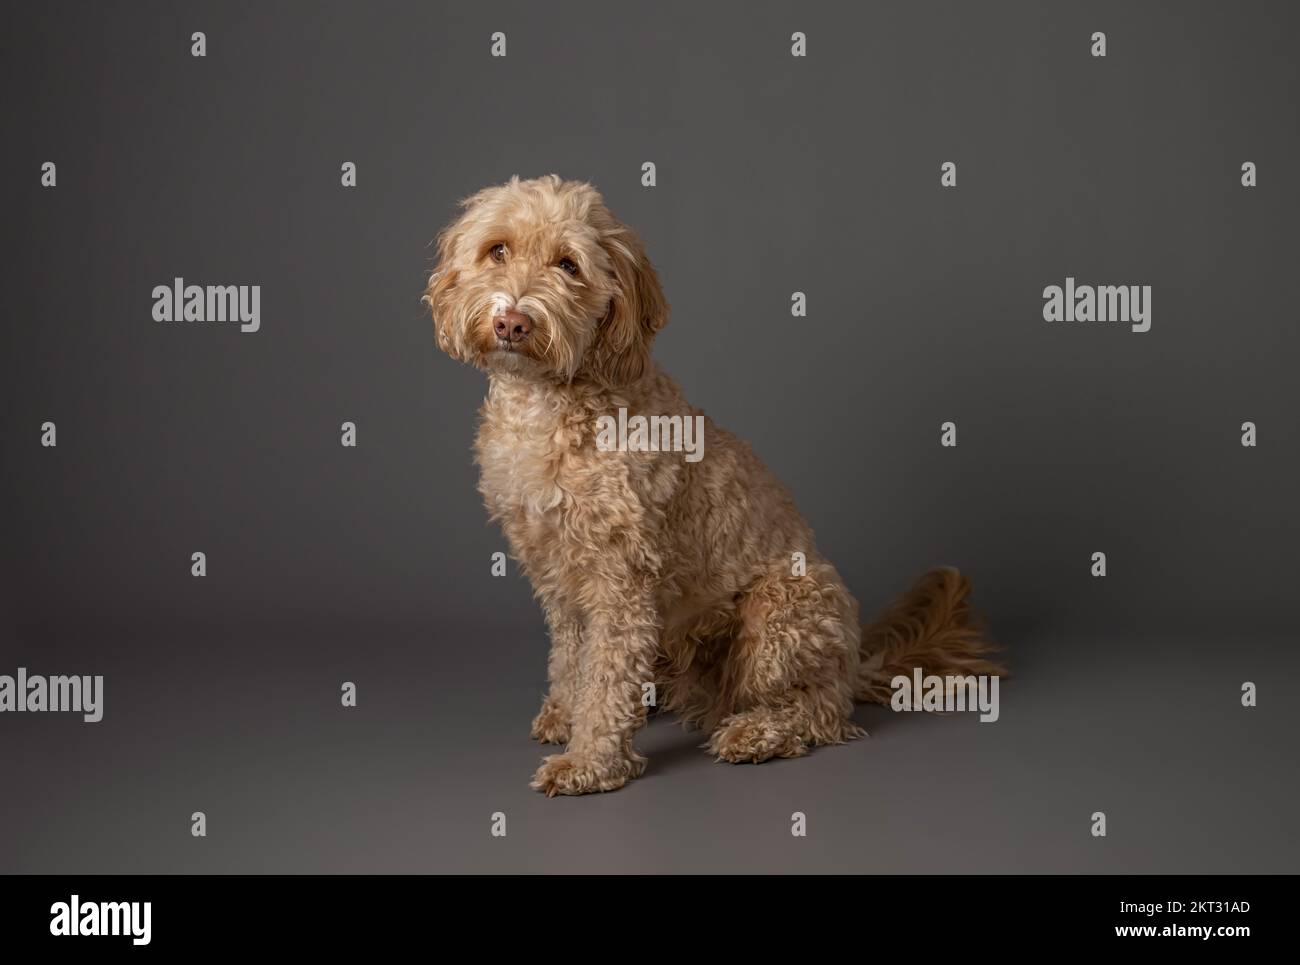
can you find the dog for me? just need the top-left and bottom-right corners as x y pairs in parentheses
(425, 174), (1003, 796)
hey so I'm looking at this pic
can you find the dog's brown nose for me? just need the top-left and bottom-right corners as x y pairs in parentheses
(493, 308), (533, 343)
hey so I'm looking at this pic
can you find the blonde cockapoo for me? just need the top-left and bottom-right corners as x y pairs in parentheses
(426, 175), (1003, 796)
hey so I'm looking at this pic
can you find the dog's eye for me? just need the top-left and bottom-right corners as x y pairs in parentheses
(489, 243), (507, 264)
(558, 257), (579, 277)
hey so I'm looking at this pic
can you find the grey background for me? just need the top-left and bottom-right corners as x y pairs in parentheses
(1, 0), (1297, 873)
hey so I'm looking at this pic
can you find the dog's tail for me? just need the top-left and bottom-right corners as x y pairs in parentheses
(855, 566), (1005, 704)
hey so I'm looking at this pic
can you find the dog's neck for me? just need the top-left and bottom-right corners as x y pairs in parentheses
(475, 371), (590, 519)
(474, 361), (680, 521)
(487, 369), (575, 405)
(484, 366), (637, 409)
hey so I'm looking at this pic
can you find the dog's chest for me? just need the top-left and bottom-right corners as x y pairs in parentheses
(474, 381), (581, 523)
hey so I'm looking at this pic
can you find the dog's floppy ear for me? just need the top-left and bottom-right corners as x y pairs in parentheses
(424, 185), (506, 359)
(424, 219), (467, 360)
(588, 228), (668, 387)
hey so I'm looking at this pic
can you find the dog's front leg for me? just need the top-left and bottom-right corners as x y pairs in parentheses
(530, 611), (582, 745)
(531, 601), (657, 796)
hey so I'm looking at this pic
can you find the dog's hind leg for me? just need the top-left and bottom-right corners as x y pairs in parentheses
(706, 562), (865, 763)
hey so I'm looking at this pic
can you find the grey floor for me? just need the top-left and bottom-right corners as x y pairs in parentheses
(2, 619), (1293, 874)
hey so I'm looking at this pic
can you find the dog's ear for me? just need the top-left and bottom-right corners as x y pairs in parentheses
(588, 229), (668, 387)
(424, 221), (465, 360)
(425, 184), (511, 359)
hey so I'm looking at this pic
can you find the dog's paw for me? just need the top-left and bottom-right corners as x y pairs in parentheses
(530, 752), (645, 797)
(529, 697), (571, 745)
(707, 712), (811, 764)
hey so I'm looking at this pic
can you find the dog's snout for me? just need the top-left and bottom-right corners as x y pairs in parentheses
(493, 308), (533, 343)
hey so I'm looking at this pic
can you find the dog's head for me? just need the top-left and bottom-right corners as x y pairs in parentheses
(424, 175), (668, 387)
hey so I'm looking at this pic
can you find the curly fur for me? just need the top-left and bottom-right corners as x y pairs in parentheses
(425, 175), (1005, 796)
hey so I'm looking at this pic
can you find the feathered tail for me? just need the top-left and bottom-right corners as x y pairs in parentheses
(855, 566), (1005, 704)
